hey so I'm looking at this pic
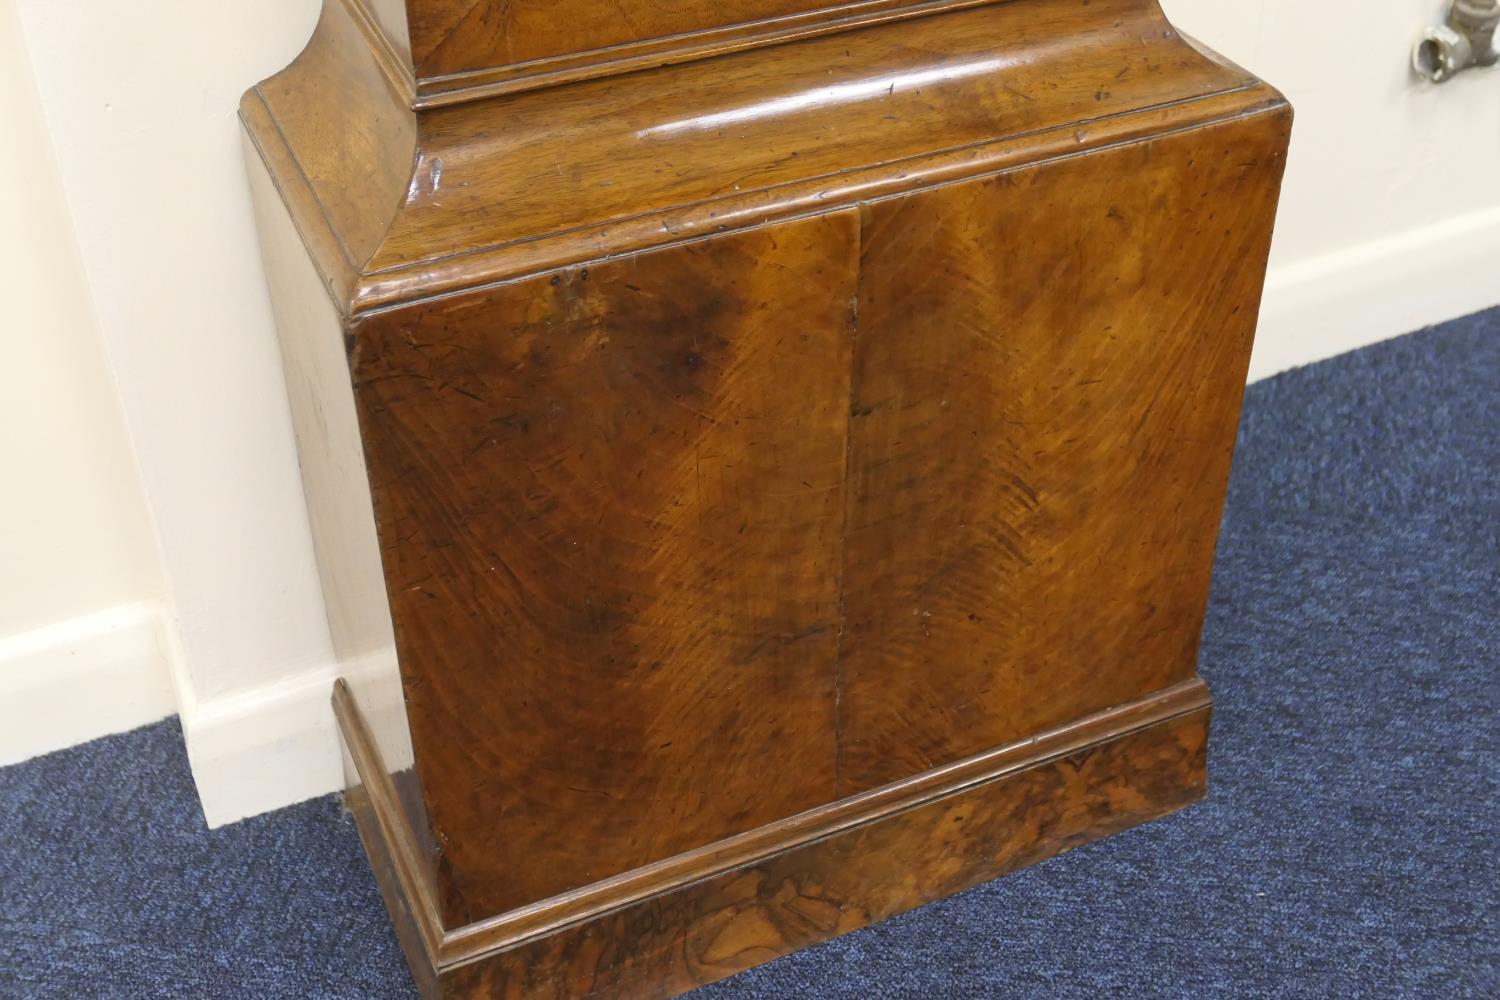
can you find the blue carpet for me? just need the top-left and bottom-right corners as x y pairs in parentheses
(3, 310), (1496, 999)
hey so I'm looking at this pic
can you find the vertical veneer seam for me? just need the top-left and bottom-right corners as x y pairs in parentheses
(831, 211), (864, 800)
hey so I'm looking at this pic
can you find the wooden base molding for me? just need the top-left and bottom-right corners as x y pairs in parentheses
(243, 0), (1288, 995)
(338, 678), (1212, 998)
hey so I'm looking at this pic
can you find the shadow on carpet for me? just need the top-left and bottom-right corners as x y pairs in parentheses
(2, 309), (1496, 999)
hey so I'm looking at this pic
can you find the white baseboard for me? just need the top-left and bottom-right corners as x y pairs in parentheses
(170, 652), (345, 829)
(0, 603), (176, 766)
(181, 673), (345, 829)
(1249, 205), (1500, 382)
(0, 601), (344, 828)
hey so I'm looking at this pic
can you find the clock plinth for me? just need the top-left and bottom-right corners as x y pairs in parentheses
(243, 1), (1289, 995)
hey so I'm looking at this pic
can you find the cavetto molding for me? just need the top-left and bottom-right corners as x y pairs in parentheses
(244, 0), (1284, 324)
(336, 0), (1026, 109)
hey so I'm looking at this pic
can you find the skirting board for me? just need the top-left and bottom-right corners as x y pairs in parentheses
(1248, 204), (1500, 382)
(0, 603), (176, 766)
(0, 600), (344, 828)
(176, 663), (346, 829)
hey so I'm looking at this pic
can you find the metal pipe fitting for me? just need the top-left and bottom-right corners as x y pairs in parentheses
(1414, 0), (1500, 82)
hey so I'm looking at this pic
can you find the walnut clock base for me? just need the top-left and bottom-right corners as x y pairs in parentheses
(241, 0), (1288, 997)
(336, 679), (1210, 999)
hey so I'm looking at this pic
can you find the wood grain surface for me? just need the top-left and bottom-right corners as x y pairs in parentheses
(839, 111), (1289, 793)
(244, 0), (1261, 315)
(352, 0), (1073, 103)
(408, 0), (854, 79)
(339, 682), (1212, 998)
(352, 214), (859, 923)
(439, 708), (1210, 999)
(243, 0), (1292, 995)
(336, 102), (1286, 930)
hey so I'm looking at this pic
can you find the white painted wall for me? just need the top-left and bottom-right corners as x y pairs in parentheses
(9, 0), (341, 823)
(0, 0), (172, 764)
(4, 0), (1496, 823)
(1164, 0), (1500, 378)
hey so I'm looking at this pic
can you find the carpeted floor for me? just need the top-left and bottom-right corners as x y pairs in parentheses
(2, 310), (1496, 999)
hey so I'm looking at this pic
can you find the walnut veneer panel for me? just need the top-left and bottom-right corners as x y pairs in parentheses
(407, 0), (856, 78)
(352, 214), (858, 923)
(384, 0), (1062, 101)
(839, 111), (1289, 792)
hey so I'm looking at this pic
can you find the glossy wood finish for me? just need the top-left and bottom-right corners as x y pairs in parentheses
(408, 0), (906, 86)
(345, 0), (1124, 105)
(354, 215), (858, 922)
(243, 0), (1290, 995)
(244, 0), (1264, 314)
(840, 116), (1286, 793)
(448, 709), (1209, 1000)
(338, 676), (1212, 999)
